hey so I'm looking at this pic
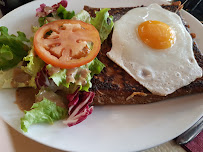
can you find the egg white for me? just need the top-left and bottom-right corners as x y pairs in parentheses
(107, 4), (202, 96)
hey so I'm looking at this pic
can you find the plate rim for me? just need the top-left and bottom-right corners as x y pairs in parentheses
(0, 0), (203, 152)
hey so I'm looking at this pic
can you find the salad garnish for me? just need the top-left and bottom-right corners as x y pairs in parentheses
(35, 66), (56, 90)
(0, 0), (114, 132)
(33, 20), (101, 69)
(63, 89), (94, 127)
(91, 8), (114, 43)
(21, 97), (68, 132)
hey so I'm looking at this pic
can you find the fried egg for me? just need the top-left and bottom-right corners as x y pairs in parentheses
(107, 4), (202, 96)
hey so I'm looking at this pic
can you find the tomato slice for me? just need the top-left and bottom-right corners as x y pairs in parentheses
(34, 20), (101, 69)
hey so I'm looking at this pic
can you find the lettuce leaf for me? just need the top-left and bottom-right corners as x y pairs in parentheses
(88, 57), (105, 77)
(49, 68), (67, 87)
(82, 58), (105, 91)
(80, 71), (92, 92)
(38, 17), (49, 27)
(72, 10), (91, 23)
(57, 4), (75, 19)
(0, 26), (29, 70)
(37, 4), (74, 26)
(80, 58), (105, 91)
(21, 97), (67, 132)
(0, 45), (13, 61)
(32, 26), (40, 33)
(36, 0), (68, 18)
(21, 47), (44, 77)
(47, 58), (105, 92)
(90, 8), (114, 43)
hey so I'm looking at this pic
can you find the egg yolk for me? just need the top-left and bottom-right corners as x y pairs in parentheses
(138, 20), (176, 49)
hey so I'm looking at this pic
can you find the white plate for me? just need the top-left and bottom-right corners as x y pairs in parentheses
(0, 0), (203, 152)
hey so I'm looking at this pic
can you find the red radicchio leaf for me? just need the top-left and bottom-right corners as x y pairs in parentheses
(63, 90), (95, 127)
(52, 0), (68, 10)
(35, 66), (56, 90)
(36, 0), (68, 17)
(36, 4), (46, 13)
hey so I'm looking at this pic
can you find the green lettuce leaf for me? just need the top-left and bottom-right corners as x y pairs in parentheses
(0, 44), (14, 63)
(88, 57), (105, 77)
(80, 71), (92, 92)
(72, 10), (91, 23)
(21, 47), (44, 77)
(47, 58), (105, 92)
(49, 68), (67, 87)
(57, 4), (75, 19)
(90, 8), (114, 43)
(0, 26), (29, 70)
(32, 26), (40, 33)
(21, 97), (68, 132)
(38, 5), (75, 26)
(38, 17), (49, 27)
(82, 58), (105, 91)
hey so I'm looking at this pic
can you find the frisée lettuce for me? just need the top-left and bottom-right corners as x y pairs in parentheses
(21, 47), (44, 77)
(21, 97), (68, 132)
